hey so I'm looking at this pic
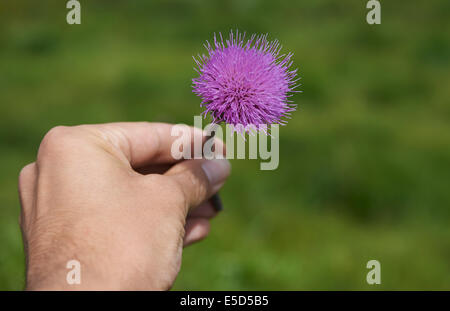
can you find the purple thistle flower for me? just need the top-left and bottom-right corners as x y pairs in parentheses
(192, 30), (299, 133)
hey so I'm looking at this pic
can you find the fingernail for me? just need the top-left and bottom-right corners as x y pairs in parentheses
(202, 159), (231, 187)
(210, 193), (223, 212)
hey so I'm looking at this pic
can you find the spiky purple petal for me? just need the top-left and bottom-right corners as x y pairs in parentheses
(192, 30), (298, 133)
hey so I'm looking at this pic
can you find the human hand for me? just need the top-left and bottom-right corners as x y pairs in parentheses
(18, 122), (230, 290)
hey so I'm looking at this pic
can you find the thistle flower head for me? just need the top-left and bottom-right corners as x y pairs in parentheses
(192, 30), (299, 133)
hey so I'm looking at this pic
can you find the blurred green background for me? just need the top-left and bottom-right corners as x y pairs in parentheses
(0, 0), (449, 290)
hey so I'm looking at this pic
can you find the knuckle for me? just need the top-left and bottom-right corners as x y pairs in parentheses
(18, 163), (36, 227)
(39, 126), (70, 152)
(43, 126), (70, 142)
(37, 126), (82, 160)
(18, 163), (35, 186)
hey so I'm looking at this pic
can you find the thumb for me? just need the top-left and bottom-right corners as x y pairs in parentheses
(164, 158), (231, 209)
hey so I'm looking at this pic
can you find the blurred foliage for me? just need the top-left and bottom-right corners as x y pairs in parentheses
(0, 0), (449, 290)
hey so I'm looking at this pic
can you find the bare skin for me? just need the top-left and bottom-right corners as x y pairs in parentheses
(18, 122), (231, 290)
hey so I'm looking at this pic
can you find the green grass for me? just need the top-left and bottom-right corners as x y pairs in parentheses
(0, 0), (449, 290)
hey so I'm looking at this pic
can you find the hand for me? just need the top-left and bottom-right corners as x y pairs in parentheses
(18, 122), (230, 290)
